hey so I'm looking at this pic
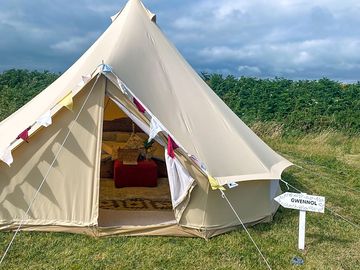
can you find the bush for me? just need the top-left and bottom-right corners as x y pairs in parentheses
(1, 70), (359, 135)
(0, 69), (59, 121)
(202, 74), (360, 135)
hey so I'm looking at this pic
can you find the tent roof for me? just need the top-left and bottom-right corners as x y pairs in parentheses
(0, 0), (291, 183)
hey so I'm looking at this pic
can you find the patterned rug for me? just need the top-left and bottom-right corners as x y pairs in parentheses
(100, 198), (173, 211)
(100, 178), (171, 201)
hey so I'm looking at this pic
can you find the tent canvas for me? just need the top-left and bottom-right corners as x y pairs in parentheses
(0, 0), (292, 238)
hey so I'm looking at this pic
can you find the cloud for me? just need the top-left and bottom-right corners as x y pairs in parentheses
(50, 32), (100, 53)
(168, 0), (360, 80)
(173, 18), (202, 30)
(87, 3), (123, 14)
(0, 0), (359, 81)
(197, 37), (360, 79)
(199, 46), (258, 61)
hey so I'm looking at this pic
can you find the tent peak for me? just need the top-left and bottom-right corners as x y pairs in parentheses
(128, 0), (157, 23)
(111, 0), (156, 23)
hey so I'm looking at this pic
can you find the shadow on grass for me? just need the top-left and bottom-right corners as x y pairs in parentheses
(307, 232), (353, 245)
(251, 207), (298, 234)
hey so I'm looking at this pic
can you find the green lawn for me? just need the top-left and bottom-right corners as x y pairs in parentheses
(0, 131), (359, 270)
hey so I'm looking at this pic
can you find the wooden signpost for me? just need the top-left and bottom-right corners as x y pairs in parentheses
(274, 192), (325, 250)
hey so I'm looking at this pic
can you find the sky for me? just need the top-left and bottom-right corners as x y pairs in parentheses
(0, 0), (360, 81)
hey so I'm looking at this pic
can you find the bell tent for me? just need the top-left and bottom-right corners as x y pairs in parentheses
(0, 0), (292, 238)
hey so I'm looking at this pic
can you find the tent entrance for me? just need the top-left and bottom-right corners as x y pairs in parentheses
(98, 96), (176, 229)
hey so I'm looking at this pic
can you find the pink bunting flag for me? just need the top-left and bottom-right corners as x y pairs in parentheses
(16, 126), (31, 143)
(167, 136), (179, 159)
(133, 98), (146, 113)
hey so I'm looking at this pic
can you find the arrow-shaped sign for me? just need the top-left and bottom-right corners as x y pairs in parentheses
(274, 192), (326, 250)
(274, 192), (325, 213)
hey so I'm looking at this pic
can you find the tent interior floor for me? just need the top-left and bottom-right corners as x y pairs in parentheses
(98, 209), (176, 227)
(98, 178), (176, 227)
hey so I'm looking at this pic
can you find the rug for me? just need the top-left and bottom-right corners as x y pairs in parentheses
(100, 198), (173, 211)
(100, 178), (171, 201)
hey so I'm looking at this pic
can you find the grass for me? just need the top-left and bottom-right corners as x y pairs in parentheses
(0, 131), (359, 270)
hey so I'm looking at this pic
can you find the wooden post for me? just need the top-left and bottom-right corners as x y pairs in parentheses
(298, 210), (306, 250)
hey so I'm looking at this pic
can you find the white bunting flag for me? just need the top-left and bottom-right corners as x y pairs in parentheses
(188, 154), (206, 172)
(116, 77), (126, 94)
(200, 161), (207, 172)
(77, 74), (91, 87)
(148, 117), (163, 142)
(0, 147), (13, 166)
(36, 110), (52, 127)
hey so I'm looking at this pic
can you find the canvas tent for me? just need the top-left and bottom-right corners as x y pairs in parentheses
(0, 0), (292, 238)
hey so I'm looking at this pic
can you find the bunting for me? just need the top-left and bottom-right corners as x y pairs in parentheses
(133, 98), (146, 113)
(208, 174), (226, 190)
(189, 154), (225, 189)
(16, 126), (31, 143)
(116, 77), (126, 94)
(167, 136), (179, 159)
(189, 154), (207, 172)
(77, 74), (91, 87)
(36, 110), (52, 127)
(148, 117), (162, 142)
(0, 147), (13, 166)
(59, 92), (74, 111)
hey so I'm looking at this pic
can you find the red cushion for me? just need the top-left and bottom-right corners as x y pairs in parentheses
(114, 160), (158, 188)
